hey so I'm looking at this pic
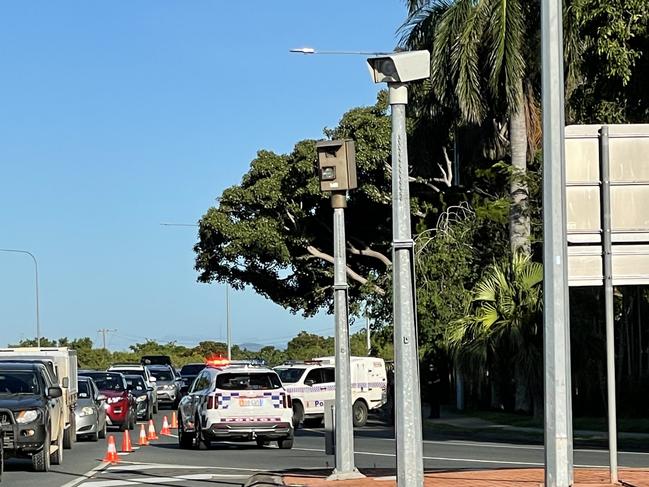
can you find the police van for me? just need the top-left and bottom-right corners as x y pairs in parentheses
(274, 356), (387, 428)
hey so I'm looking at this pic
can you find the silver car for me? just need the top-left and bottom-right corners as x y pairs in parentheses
(147, 365), (180, 408)
(75, 377), (107, 441)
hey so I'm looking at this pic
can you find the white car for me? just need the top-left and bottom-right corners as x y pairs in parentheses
(275, 356), (387, 428)
(177, 361), (294, 449)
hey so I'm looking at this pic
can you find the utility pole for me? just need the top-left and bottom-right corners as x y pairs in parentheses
(541, 0), (574, 484)
(97, 328), (117, 350)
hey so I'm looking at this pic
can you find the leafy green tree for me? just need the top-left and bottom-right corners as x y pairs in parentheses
(285, 331), (334, 360)
(447, 252), (543, 415)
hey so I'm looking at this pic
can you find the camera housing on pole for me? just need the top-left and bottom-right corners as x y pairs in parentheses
(316, 139), (357, 199)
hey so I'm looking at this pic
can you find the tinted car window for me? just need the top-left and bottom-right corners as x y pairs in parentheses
(0, 371), (40, 394)
(276, 368), (305, 384)
(180, 364), (206, 376)
(149, 369), (173, 381)
(125, 376), (146, 391)
(216, 372), (282, 391)
(305, 369), (324, 385)
(82, 373), (125, 391)
(78, 381), (91, 397)
(322, 367), (335, 383)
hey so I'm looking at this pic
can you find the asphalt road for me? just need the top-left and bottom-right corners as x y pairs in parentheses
(2, 410), (648, 486)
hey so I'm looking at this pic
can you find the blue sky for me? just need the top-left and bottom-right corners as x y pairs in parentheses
(0, 1), (406, 350)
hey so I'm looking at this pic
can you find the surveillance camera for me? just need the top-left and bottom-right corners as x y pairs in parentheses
(366, 50), (430, 84)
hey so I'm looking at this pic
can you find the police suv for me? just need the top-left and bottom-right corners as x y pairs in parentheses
(275, 356), (387, 428)
(177, 360), (294, 449)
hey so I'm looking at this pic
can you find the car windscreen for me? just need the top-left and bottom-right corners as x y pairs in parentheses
(78, 381), (91, 398)
(276, 367), (306, 384)
(0, 371), (40, 394)
(180, 364), (206, 376)
(125, 376), (146, 391)
(149, 369), (173, 381)
(82, 373), (125, 391)
(216, 372), (282, 391)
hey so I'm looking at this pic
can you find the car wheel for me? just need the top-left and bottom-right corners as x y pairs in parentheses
(89, 427), (99, 442)
(194, 417), (208, 450)
(50, 431), (63, 465)
(98, 420), (107, 439)
(292, 401), (304, 429)
(277, 436), (294, 450)
(303, 417), (322, 428)
(63, 421), (75, 449)
(178, 416), (193, 450)
(32, 431), (51, 472)
(352, 400), (369, 427)
(119, 420), (128, 432)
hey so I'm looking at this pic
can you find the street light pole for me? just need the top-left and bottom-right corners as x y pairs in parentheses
(226, 285), (232, 360)
(389, 83), (424, 487)
(541, 0), (574, 484)
(0, 249), (41, 347)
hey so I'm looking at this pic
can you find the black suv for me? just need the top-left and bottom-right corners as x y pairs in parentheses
(0, 361), (65, 472)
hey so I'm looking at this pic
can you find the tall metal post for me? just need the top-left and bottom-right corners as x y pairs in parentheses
(328, 192), (361, 480)
(0, 249), (41, 346)
(541, 0), (573, 484)
(599, 126), (618, 483)
(389, 83), (424, 487)
(226, 285), (232, 360)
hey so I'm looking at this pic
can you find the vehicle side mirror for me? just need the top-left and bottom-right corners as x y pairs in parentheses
(147, 387), (154, 392)
(47, 386), (63, 399)
(96, 394), (107, 402)
(62, 377), (69, 388)
(305, 379), (316, 387)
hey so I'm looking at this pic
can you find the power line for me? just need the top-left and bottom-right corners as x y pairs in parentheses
(97, 328), (117, 350)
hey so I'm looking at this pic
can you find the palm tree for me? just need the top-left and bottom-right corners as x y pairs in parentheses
(446, 252), (543, 415)
(400, 0), (542, 255)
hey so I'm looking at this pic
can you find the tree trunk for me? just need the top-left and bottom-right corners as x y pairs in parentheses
(509, 84), (530, 255)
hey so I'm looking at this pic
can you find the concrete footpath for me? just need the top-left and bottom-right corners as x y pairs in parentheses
(246, 468), (649, 487)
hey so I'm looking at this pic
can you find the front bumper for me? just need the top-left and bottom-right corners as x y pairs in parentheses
(156, 390), (178, 403)
(135, 400), (149, 418)
(105, 404), (129, 426)
(1, 422), (48, 455)
(75, 412), (98, 435)
(206, 421), (293, 440)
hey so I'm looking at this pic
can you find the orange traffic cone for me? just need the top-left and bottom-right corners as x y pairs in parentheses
(160, 416), (172, 436)
(121, 429), (133, 453)
(147, 419), (159, 441)
(102, 435), (119, 463)
(138, 424), (149, 446)
(171, 411), (178, 429)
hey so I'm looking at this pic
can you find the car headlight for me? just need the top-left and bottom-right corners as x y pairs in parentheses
(16, 410), (41, 424)
(79, 406), (95, 417)
(107, 397), (122, 404)
(136, 395), (147, 402)
(162, 384), (174, 390)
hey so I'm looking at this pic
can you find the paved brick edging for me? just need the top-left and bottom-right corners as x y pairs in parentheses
(282, 468), (649, 487)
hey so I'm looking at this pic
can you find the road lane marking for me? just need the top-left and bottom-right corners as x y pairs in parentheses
(59, 462), (110, 487)
(78, 473), (215, 487)
(292, 447), (618, 468)
(113, 460), (261, 472)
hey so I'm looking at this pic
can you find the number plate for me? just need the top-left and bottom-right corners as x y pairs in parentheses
(239, 398), (263, 407)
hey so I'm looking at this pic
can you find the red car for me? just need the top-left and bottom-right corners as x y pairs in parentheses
(79, 371), (136, 431)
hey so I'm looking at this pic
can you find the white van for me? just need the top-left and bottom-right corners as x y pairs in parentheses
(274, 356), (387, 428)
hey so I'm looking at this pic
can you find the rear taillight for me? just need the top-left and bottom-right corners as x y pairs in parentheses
(281, 393), (292, 408)
(207, 393), (220, 409)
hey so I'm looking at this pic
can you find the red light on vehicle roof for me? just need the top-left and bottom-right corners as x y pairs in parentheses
(205, 356), (230, 367)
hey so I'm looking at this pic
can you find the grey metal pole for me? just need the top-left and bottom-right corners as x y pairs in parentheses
(226, 285), (232, 360)
(389, 83), (424, 487)
(328, 193), (361, 480)
(541, 0), (573, 484)
(0, 249), (41, 346)
(599, 126), (618, 483)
